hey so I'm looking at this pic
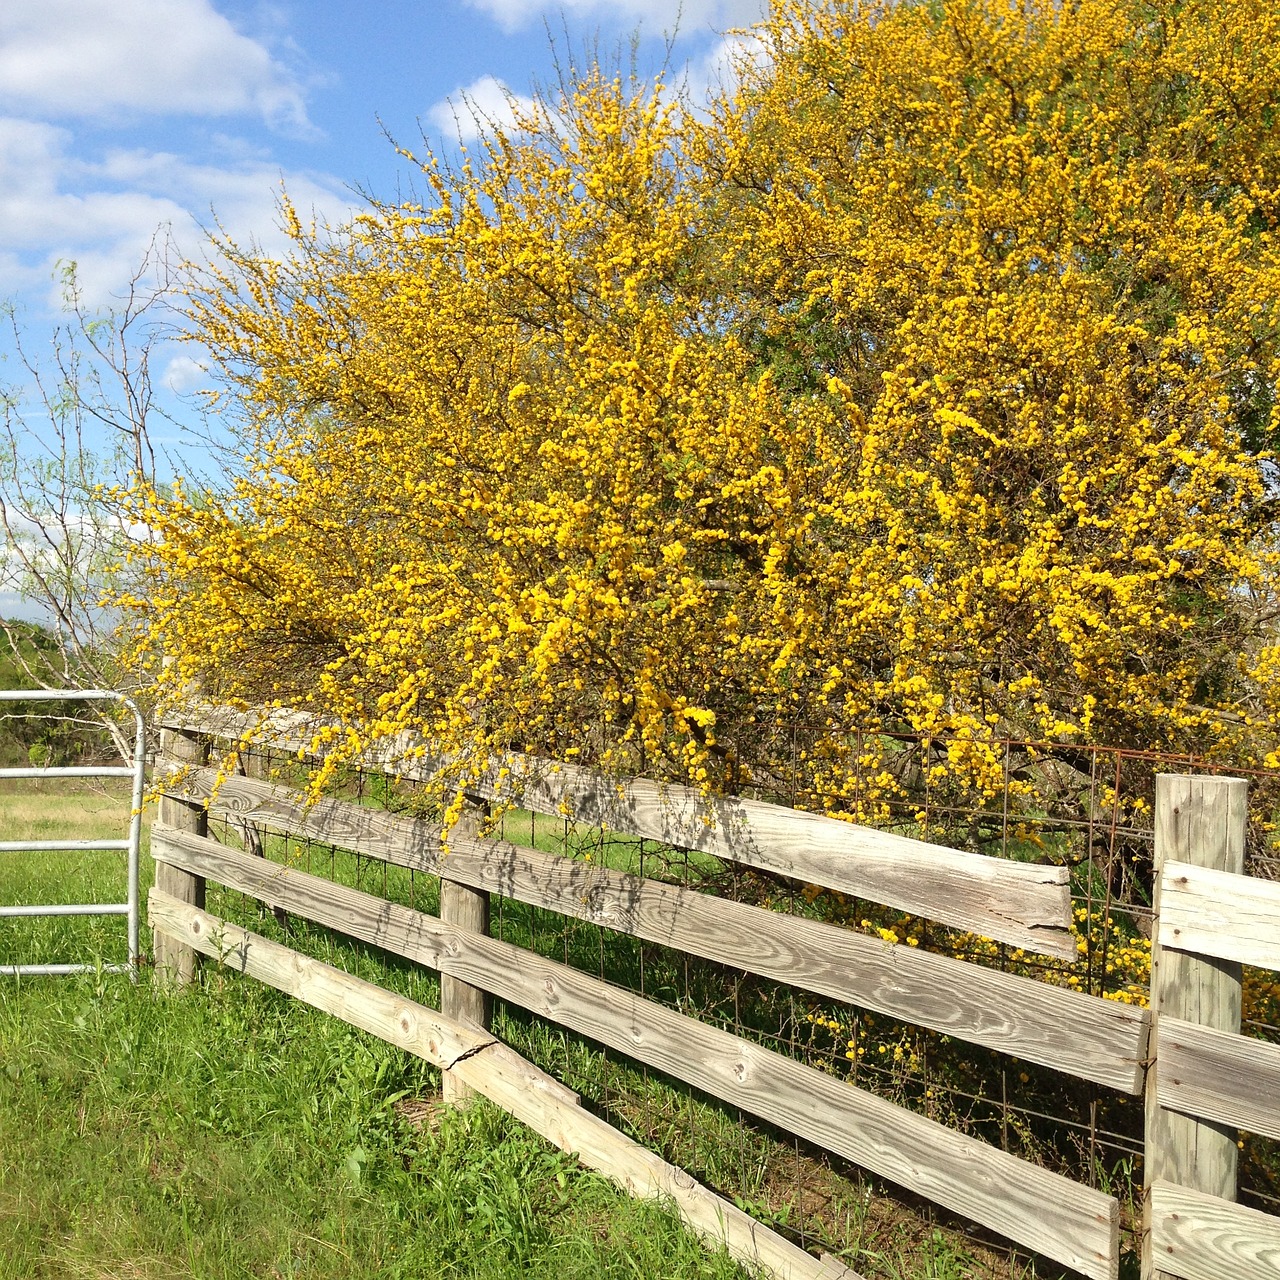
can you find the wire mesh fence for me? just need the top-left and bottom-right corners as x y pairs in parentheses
(195, 726), (1280, 1278)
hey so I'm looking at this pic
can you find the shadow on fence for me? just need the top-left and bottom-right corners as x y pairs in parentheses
(148, 706), (1280, 1280)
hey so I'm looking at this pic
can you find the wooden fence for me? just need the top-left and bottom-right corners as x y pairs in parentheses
(1144, 775), (1280, 1280)
(149, 707), (1280, 1280)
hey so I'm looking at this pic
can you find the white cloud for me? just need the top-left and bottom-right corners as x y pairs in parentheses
(160, 353), (212, 394)
(0, 498), (153, 631)
(426, 75), (541, 145)
(0, 0), (312, 132)
(447, 5), (772, 138)
(682, 29), (771, 104)
(425, 35), (771, 150)
(0, 116), (359, 311)
(466, 0), (766, 36)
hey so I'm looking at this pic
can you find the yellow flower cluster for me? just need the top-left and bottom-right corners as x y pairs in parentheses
(117, 0), (1280, 799)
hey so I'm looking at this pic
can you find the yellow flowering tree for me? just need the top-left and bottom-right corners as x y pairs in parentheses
(703, 0), (1280, 775)
(120, 0), (1280, 801)
(122, 69), (811, 789)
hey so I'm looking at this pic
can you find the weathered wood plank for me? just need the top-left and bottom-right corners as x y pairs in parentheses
(152, 826), (1119, 1280)
(165, 705), (1075, 959)
(439, 797), (491, 1105)
(1159, 861), (1280, 973)
(436, 750), (1076, 960)
(1149, 1180), (1280, 1280)
(1157, 1017), (1280, 1142)
(148, 891), (859, 1280)
(154, 727), (208, 985)
(1145, 776), (1248, 1280)
(148, 885), (500, 1071)
(455, 1023), (868, 1280)
(175, 767), (1147, 1093)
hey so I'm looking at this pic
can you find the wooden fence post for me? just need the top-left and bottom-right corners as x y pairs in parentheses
(1143, 773), (1247, 1280)
(440, 795), (491, 1104)
(154, 723), (209, 985)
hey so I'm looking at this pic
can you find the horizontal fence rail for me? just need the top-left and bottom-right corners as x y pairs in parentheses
(1148, 1183), (1280, 1280)
(171, 765), (1148, 1092)
(1156, 1019), (1280, 1142)
(0, 766), (137, 780)
(1159, 862), (1280, 972)
(0, 688), (146, 979)
(0, 902), (130, 918)
(149, 709), (1280, 1280)
(151, 822), (1120, 1280)
(0, 840), (132, 852)
(147, 889), (862, 1280)
(164, 703), (1076, 958)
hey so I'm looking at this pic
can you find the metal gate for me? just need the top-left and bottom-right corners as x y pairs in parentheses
(0, 689), (147, 979)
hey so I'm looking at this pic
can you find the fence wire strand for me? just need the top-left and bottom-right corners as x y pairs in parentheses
(194, 728), (1280, 1278)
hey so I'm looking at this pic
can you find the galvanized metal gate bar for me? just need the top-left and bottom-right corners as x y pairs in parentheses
(0, 689), (147, 979)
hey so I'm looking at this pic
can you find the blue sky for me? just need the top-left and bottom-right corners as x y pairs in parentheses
(1, 0), (765, 387)
(1, 0), (765, 323)
(0, 0), (766, 618)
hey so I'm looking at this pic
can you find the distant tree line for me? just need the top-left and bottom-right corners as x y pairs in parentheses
(0, 620), (114, 766)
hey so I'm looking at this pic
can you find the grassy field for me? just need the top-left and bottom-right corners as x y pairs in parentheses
(0, 781), (1013, 1280)
(0, 782), (760, 1280)
(0, 780), (141, 972)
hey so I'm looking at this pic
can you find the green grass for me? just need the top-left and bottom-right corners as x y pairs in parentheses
(0, 781), (1051, 1280)
(0, 780), (141, 971)
(0, 968), (760, 1280)
(0, 782), (755, 1280)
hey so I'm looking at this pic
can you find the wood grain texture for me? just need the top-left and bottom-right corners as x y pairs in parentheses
(1157, 1017), (1280, 1142)
(153, 728), (208, 985)
(175, 766), (1147, 1092)
(1159, 861), (1280, 972)
(1145, 775), (1248, 1280)
(164, 705), (1074, 959)
(152, 825), (1119, 1280)
(148, 885), (498, 1071)
(1149, 1180), (1280, 1280)
(439, 798), (491, 1105)
(148, 890), (859, 1280)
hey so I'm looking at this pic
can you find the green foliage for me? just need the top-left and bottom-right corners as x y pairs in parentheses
(0, 620), (59, 692)
(0, 974), (753, 1280)
(0, 622), (74, 767)
(0, 620), (117, 767)
(0, 784), (750, 1280)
